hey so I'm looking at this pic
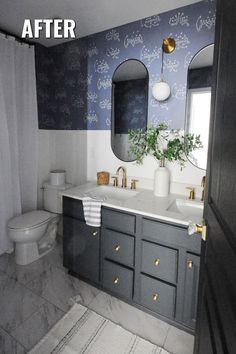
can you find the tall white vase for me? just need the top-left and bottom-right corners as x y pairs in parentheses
(154, 165), (170, 197)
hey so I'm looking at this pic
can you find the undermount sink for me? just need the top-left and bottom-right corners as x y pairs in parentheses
(84, 185), (139, 201)
(167, 198), (204, 218)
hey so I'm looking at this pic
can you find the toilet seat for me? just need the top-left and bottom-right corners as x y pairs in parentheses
(8, 210), (52, 231)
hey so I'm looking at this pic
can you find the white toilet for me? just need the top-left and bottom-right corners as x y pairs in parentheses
(7, 182), (71, 265)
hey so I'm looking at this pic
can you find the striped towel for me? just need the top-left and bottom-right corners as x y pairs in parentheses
(82, 197), (102, 227)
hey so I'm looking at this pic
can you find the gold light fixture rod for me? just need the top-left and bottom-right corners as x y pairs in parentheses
(162, 38), (176, 54)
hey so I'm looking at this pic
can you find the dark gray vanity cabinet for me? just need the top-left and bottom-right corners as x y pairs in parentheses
(100, 207), (201, 330)
(140, 274), (176, 318)
(101, 208), (136, 300)
(139, 239), (178, 319)
(102, 229), (135, 268)
(182, 253), (200, 328)
(141, 241), (178, 284)
(63, 197), (100, 284)
(139, 217), (201, 328)
(103, 260), (134, 299)
(63, 197), (201, 331)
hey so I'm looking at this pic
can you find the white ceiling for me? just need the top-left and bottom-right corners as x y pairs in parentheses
(0, 0), (200, 47)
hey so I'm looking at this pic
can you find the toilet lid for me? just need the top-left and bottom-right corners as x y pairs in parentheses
(8, 210), (52, 230)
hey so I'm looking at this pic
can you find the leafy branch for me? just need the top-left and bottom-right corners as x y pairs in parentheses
(128, 123), (203, 167)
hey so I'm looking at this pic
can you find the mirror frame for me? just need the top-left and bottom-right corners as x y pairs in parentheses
(184, 43), (214, 170)
(111, 58), (149, 162)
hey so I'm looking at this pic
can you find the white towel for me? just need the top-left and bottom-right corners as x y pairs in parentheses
(82, 197), (102, 227)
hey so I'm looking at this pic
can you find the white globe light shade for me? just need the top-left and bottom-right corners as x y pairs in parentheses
(152, 81), (171, 101)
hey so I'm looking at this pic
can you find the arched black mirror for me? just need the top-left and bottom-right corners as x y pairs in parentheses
(185, 44), (214, 170)
(111, 59), (148, 161)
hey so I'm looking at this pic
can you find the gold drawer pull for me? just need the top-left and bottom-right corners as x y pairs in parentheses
(114, 244), (121, 252)
(113, 277), (119, 285)
(92, 230), (98, 236)
(154, 258), (160, 266)
(153, 293), (159, 302)
(187, 260), (193, 269)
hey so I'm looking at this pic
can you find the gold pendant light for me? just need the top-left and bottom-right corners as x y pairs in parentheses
(152, 37), (176, 102)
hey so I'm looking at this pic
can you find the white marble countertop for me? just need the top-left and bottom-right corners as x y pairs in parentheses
(61, 182), (203, 227)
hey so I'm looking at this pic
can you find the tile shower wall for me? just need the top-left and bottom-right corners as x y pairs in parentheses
(36, 0), (216, 130)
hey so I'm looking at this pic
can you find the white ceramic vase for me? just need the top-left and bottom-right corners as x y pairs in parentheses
(154, 160), (170, 197)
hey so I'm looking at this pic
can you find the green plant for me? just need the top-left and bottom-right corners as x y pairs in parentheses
(128, 123), (203, 167)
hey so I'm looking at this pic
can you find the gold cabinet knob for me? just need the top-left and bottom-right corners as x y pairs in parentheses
(187, 260), (193, 269)
(154, 258), (160, 266)
(153, 293), (159, 302)
(113, 277), (119, 285)
(92, 230), (98, 236)
(114, 244), (121, 252)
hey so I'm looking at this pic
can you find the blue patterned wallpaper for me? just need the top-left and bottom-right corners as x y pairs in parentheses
(36, 0), (216, 130)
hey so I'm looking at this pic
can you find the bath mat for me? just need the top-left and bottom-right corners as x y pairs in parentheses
(29, 303), (170, 354)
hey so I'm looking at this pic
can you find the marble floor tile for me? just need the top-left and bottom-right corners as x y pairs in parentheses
(1, 255), (55, 286)
(53, 239), (63, 253)
(163, 325), (194, 354)
(42, 243), (65, 271)
(88, 291), (170, 347)
(0, 252), (13, 273)
(25, 266), (100, 312)
(74, 279), (101, 306)
(0, 243), (65, 286)
(160, 349), (172, 354)
(0, 327), (26, 354)
(11, 301), (64, 350)
(0, 272), (45, 332)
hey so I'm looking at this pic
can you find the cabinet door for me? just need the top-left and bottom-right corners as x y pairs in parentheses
(63, 215), (100, 284)
(183, 253), (200, 328)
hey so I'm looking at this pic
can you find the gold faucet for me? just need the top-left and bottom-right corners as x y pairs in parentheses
(116, 166), (127, 188)
(186, 187), (195, 200)
(130, 179), (138, 190)
(201, 176), (206, 201)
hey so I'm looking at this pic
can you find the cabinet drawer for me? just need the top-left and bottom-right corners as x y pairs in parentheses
(141, 241), (177, 284)
(102, 208), (135, 234)
(140, 274), (176, 318)
(142, 218), (201, 253)
(63, 197), (85, 221)
(103, 260), (133, 299)
(102, 229), (134, 267)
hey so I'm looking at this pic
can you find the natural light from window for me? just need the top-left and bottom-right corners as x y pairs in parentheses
(188, 88), (211, 169)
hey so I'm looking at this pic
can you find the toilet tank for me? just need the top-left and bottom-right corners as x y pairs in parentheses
(43, 183), (72, 214)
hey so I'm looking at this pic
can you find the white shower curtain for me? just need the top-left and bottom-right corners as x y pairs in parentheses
(0, 34), (38, 255)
